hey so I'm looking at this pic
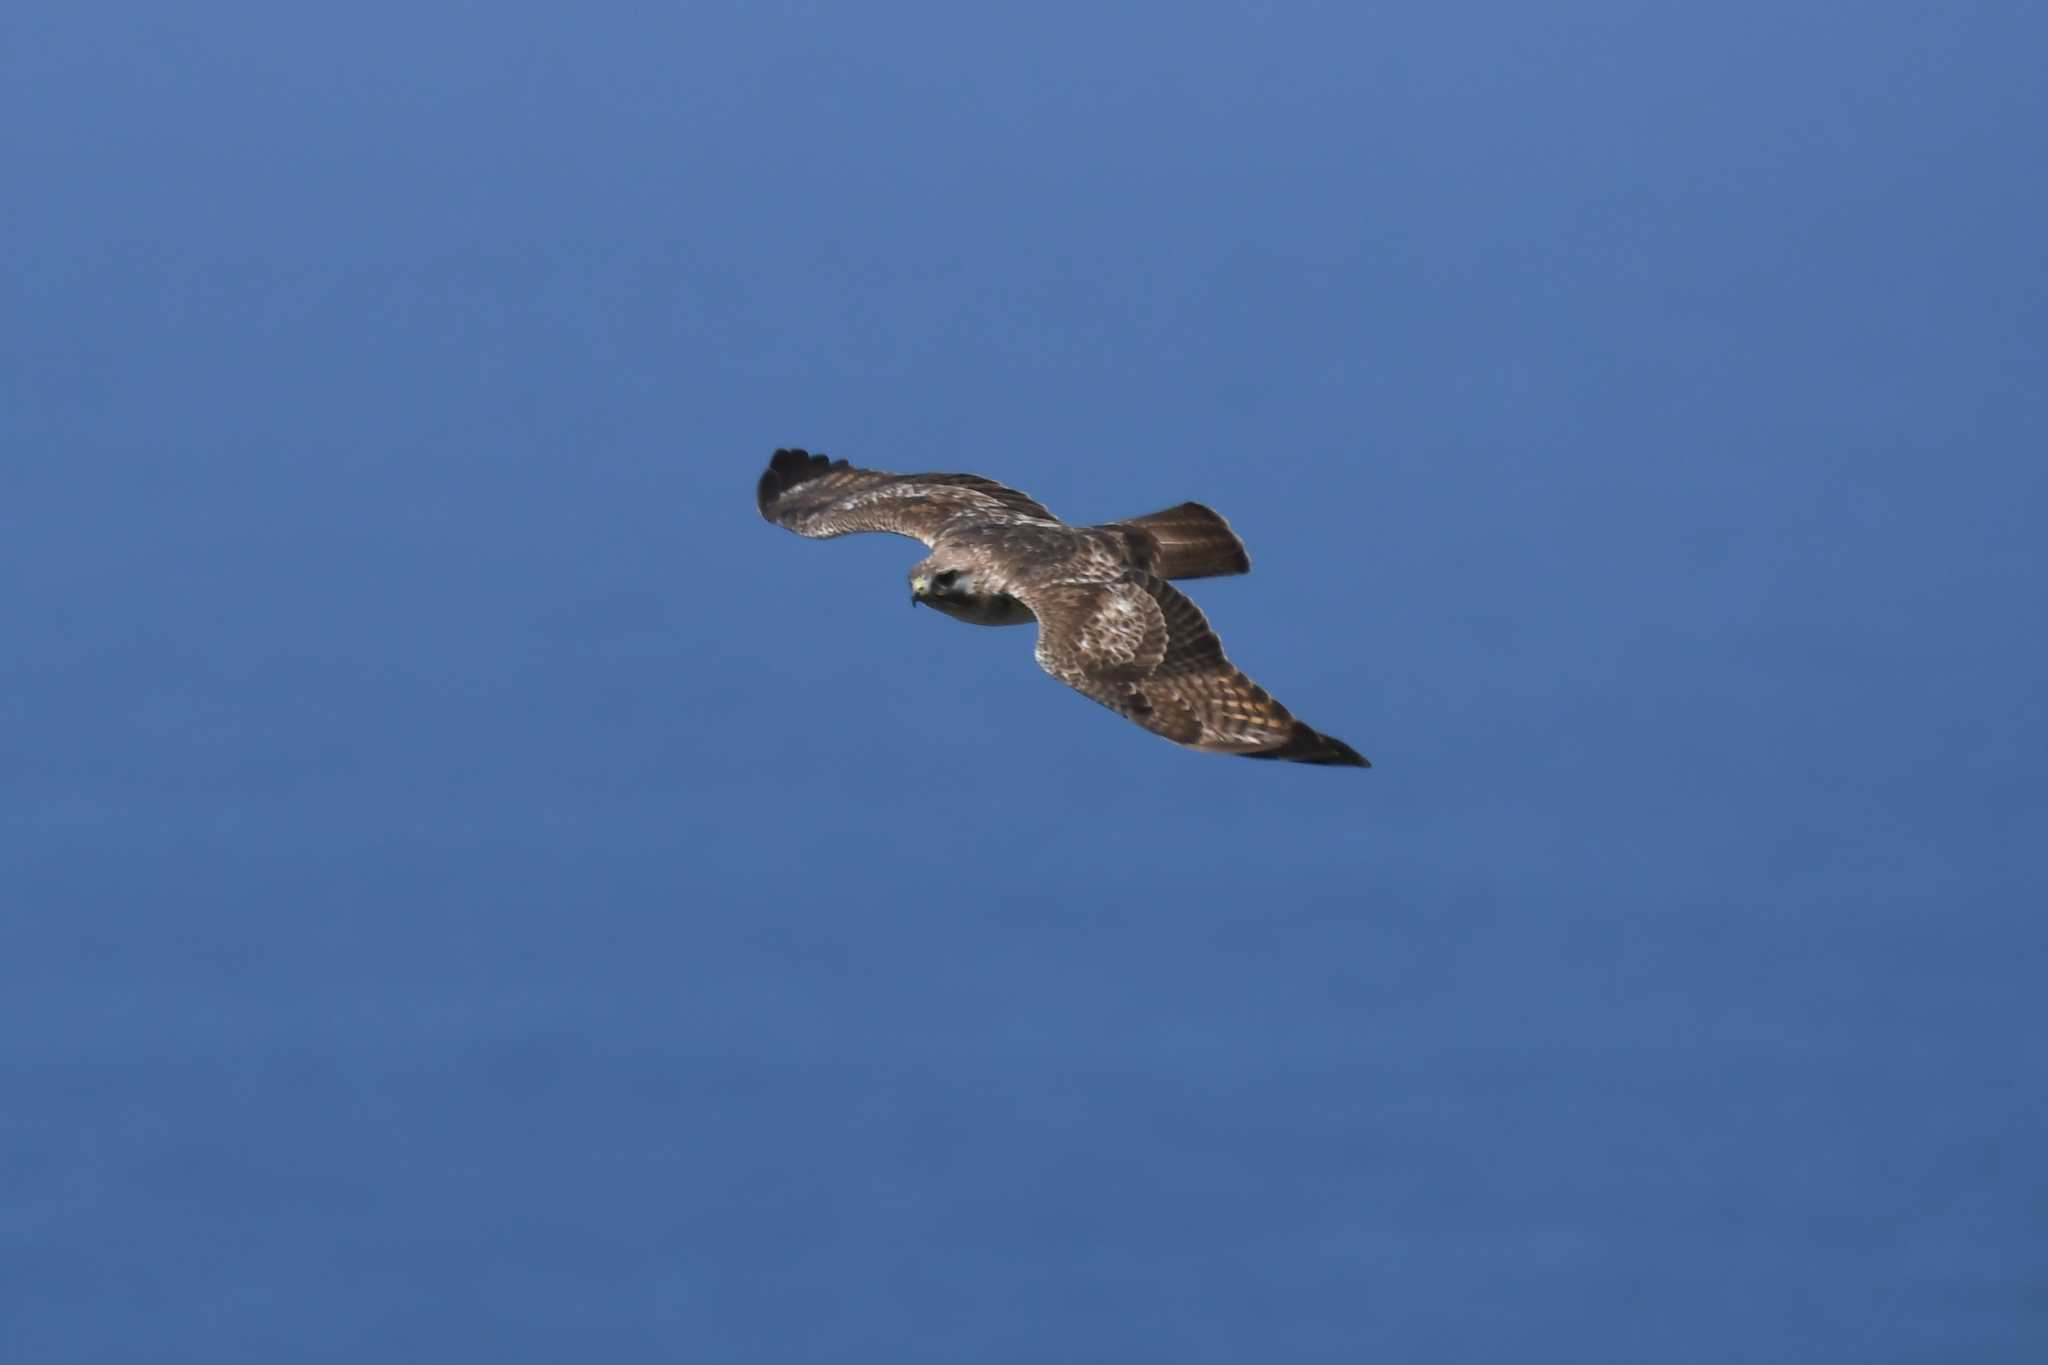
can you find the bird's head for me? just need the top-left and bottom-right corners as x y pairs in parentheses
(908, 549), (1032, 626)
(907, 552), (982, 610)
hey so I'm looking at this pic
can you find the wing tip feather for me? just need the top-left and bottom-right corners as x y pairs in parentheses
(1241, 722), (1371, 767)
(757, 447), (845, 517)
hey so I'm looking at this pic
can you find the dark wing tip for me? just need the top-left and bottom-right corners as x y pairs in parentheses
(1242, 722), (1371, 767)
(756, 447), (845, 516)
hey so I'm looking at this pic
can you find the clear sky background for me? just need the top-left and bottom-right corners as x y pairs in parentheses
(6, 3), (2045, 1361)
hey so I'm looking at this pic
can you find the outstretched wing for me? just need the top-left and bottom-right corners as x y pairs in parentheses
(1024, 571), (1368, 766)
(757, 448), (1059, 547)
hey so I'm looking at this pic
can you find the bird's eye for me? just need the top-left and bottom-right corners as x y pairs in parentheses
(933, 569), (960, 587)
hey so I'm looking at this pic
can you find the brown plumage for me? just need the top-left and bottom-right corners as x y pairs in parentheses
(756, 448), (1368, 767)
(1100, 502), (1253, 580)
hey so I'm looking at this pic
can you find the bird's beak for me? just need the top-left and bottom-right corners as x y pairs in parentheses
(910, 575), (928, 607)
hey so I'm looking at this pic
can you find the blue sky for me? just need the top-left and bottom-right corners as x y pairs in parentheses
(5, 3), (2045, 1361)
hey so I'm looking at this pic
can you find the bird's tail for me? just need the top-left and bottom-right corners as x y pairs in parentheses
(1099, 502), (1251, 580)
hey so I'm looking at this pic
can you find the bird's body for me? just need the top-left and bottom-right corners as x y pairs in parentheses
(756, 448), (1369, 766)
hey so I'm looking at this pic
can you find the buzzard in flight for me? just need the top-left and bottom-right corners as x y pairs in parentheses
(757, 448), (1369, 766)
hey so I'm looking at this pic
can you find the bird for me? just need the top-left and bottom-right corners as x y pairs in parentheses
(756, 448), (1369, 766)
